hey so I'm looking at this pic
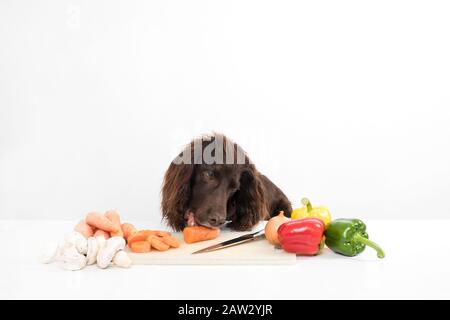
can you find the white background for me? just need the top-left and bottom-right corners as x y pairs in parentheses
(1, 0), (449, 222)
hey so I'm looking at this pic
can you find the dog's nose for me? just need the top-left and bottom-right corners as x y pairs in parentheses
(208, 215), (225, 226)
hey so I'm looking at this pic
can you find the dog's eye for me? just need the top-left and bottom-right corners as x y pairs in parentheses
(229, 181), (239, 192)
(202, 170), (215, 180)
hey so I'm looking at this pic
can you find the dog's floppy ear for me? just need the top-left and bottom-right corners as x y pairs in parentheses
(228, 165), (269, 231)
(161, 160), (194, 231)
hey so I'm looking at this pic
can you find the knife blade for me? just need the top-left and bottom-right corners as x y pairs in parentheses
(191, 229), (265, 254)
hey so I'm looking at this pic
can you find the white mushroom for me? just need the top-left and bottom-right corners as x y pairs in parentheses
(96, 237), (125, 269)
(60, 244), (87, 271)
(64, 231), (88, 255)
(112, 250), (132, 268)
(86, 234), (112, 266)
(95, 235), (107, 249)
(86, 237), (99, 265)
(40, 242), (63, 264)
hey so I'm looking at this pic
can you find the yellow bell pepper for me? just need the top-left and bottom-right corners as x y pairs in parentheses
(291, 198), (332, 228)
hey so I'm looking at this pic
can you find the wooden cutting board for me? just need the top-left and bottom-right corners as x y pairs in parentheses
(127, 229), (296, 265)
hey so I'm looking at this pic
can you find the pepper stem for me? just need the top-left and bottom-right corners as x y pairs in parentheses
(301, 198), (313, 213)
(353, 233), (385, 259)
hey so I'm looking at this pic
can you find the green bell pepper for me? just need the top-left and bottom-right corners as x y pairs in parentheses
(325, 219), (385, 259)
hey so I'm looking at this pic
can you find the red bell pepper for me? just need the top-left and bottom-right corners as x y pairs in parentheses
(277, 218), (325, 255)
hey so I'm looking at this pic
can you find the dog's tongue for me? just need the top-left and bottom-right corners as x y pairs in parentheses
(185, 210), (196, 227)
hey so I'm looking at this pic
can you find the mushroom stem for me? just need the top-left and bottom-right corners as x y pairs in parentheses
(96, 236), (126, 269)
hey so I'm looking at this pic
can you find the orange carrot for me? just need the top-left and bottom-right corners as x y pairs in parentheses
(183, 226), (220, 244)
(129, 241), (151, 253)
(160, 234), (180, 248)
(155, 230), (171, 237)
(94, 229), (110, 239)
(105, 210), (123, 237)
(86, 212), (118, 232)
(121, 223), (137, 240)
(74, 220), (94, 239)
(149, 236), (170, 251)
(127, 230), (157, 246)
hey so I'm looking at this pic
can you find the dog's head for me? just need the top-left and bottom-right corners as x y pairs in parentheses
(161, 134), (267, 231)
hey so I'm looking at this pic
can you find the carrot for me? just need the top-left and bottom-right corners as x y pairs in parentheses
(160, 234), (180, 248)
(94, 229), (110, 239)
(149, 236), (170, 251)
(74, 220), (94, 239)
(129, 241), (151, 253)
(105, 210), (123, 237)
(121, 223), (137, 240)
(127, 230), (157, 246)
(155, 230), (171, 237)
(86, 212), (118, 232)
(183, 226), (220, 244)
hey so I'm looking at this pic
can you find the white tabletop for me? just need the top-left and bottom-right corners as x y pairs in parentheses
(1, 219), (449, 299)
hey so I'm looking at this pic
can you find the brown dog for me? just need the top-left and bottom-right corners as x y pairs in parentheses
(161, 133), (292, 231)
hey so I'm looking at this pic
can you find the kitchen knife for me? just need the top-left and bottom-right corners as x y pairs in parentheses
(191, 229), (265, 254)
